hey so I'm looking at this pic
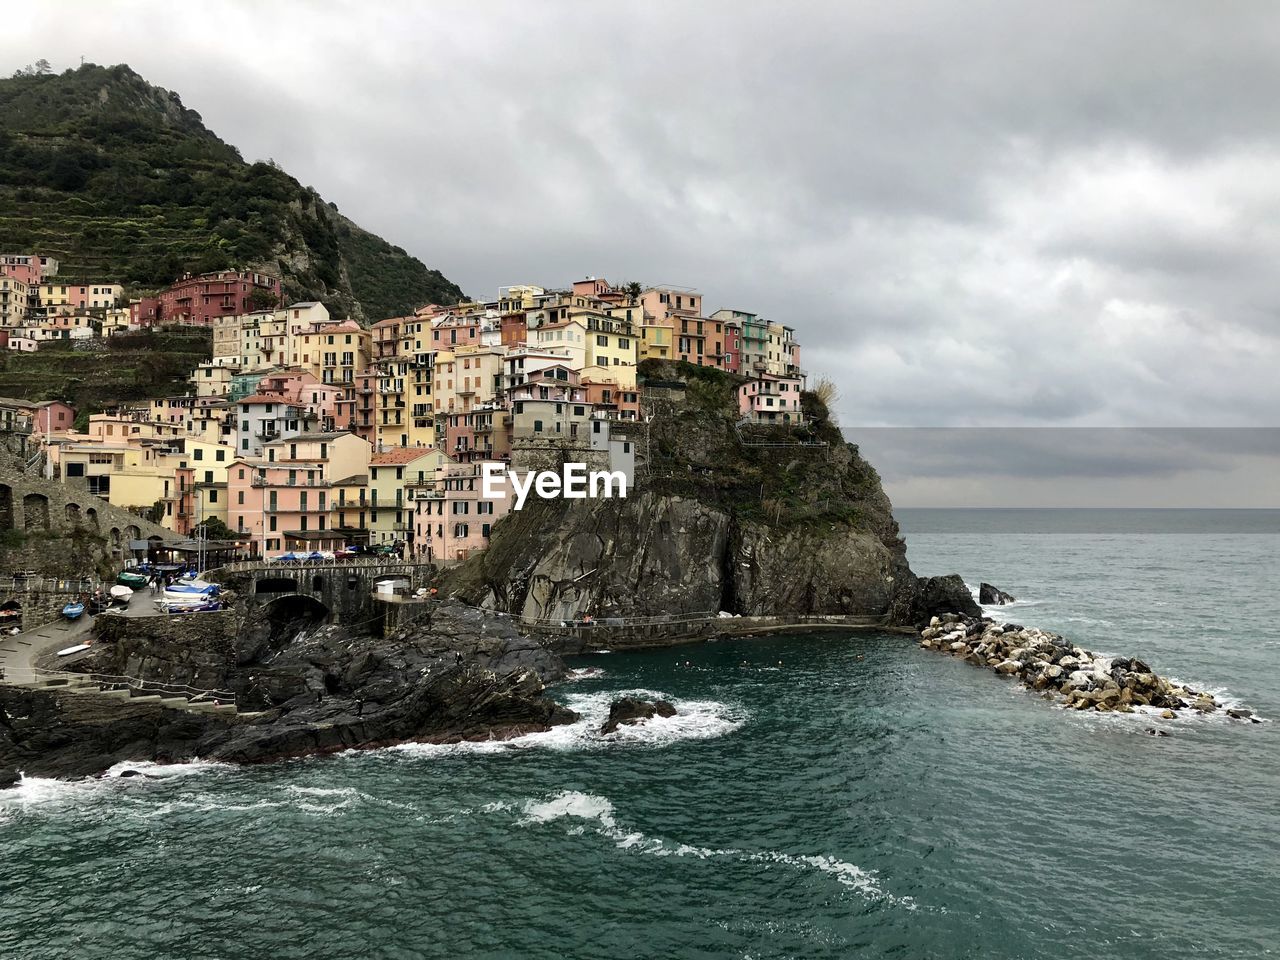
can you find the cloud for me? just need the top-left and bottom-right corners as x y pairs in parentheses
(8, 1), (1280, 501)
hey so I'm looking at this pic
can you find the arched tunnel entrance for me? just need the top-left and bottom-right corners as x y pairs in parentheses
(260, 593), (331, 627)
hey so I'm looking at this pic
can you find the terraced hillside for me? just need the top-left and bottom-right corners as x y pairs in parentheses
(0, 330), (211, 415)
(0, 63), (463, 321)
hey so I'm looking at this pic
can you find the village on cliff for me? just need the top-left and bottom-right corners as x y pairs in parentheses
(0, 256), (806, 564)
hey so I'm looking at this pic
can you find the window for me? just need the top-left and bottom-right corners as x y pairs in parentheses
(194, 448), (203, 461)
(208, 489), (218, 503)
(238, 491), (245, 505)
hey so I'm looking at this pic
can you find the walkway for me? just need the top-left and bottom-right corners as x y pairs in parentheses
(0, 610), (243, 718)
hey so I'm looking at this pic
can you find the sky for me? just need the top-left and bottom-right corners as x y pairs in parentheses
(6, 1), (1280, 505)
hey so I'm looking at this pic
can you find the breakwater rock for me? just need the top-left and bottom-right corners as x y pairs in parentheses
(918, 613), (1246, 718)
(979, 582), (1016, 605)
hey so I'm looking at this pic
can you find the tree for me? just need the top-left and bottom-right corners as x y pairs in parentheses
(35, 59), (52, 75)
(247, 288), (279, 311)
(623, 281), (644, 300)
(195, 517), (235, 541)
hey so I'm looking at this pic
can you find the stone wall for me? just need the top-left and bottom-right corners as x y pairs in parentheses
(86, 609), (242, 691)
(0, 446), (171, 578)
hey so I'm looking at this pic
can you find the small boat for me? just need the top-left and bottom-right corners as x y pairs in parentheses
(109, 585), (134, 606)
(62, 601), (86, 621)
(155, 599), (220, 614)
(57, 642), (90, 657)
(116, 571), (149, 589)
(164, 578), (217, 593)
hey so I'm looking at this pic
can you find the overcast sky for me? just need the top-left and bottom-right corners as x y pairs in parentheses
(8, 1), (1280, 505)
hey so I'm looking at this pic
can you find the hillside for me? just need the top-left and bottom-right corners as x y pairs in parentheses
(0, 63), (463, 320)
(0, 329), (212, 414)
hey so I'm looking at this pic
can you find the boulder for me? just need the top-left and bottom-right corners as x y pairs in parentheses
(601, 697), (677, 735)
(994, 659), (1022, 675)
(0, 767), (18, 790)
(978, 582), (1017, 605)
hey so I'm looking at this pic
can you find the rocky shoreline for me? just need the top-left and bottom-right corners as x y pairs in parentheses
(0, 602), (580, 783)
(919, 612), (1260, 722)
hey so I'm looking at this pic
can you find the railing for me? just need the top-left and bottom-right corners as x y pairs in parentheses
(517, 610), (718, 628)
(733, 418), (828, 448)
(1, 575), (104, 594)
(13, 666), (236, 705)
(206, 557), (423, 575)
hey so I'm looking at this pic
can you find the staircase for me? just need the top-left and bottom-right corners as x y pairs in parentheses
(9, 669), (245, 717)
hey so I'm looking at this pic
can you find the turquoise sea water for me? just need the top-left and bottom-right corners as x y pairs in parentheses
(2, 509), (1278, 959)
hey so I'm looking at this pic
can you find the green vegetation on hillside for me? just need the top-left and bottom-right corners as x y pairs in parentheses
(0, 63), (463, 320)
(0, 329), (211, 411)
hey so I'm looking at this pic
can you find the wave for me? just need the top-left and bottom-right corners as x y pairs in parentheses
(379, 688), (746, 761)
(563, 667), (607, 682)
(517, 790), (915, 909)
(0, 759), (233, 817)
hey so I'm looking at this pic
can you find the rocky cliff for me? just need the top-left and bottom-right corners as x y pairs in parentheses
(446, 362), (965, 627)
(0, 602), (575, 779)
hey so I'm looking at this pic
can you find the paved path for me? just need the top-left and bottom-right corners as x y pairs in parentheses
(0, 612), (96, 684)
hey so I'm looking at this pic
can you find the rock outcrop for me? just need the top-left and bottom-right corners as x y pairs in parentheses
(445, 362), (922, 629)
(979, 582), (1016, 605)
(888, 573), (983, 626)
(600, 697), (677, 734)
(917, 613), (1246, 718)
(0, 602), (577, 778)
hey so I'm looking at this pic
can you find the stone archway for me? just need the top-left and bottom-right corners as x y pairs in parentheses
(86, 507), (99, 530)
(65, 502), (82, 527)
(110, 527), (121, 547)
(261, 593), (330, 624)
(22, 493), (49, 531)
(125, 525), (141, 543)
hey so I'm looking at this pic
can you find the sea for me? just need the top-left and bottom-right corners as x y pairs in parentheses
(2, 508), (1277, 959)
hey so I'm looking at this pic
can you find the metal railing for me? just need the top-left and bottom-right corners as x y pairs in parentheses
(12, 666), (237, 705)
(1, 575), (104, 594)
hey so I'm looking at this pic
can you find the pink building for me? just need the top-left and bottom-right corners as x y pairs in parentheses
(130, 297), (162, 327)
(227, 432), (369, 556)
(738, 373), (806, 424)
(431, 312), (482, 349)
(722, 322), (742, 374)
(412, 459), (512, 563)
(156, 271), (282, 327)
(33, 400), (76, 435)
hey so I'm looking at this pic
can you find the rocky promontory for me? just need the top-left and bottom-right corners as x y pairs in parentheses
(0, 602), (577, 780)
(918, 613), (1250, 718)
(445, 361), (953, 631)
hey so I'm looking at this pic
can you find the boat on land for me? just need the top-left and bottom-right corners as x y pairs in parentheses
(116, 571), (149, 589)
(56, 642), (90, 657)
(163, 579), (219, 601)
(62, 601), (86, 621)
(155, 598), (221, 614)
(109, 585), (134, 606)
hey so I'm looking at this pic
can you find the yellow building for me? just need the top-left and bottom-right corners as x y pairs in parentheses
(0, 276), (30, 326)
(367, 447), (444, 547)
(39, 282), (122, 313)
(291, 319), (371, 386)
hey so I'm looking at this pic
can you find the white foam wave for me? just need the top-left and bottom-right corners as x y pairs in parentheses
(564, 667), (607, 682)
(517, 790), (914, 908)
(379, 688), (745, 761)
(0, 759), (231, 814)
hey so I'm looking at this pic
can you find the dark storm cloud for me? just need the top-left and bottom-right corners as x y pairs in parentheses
(8, 1), (1280, 502)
